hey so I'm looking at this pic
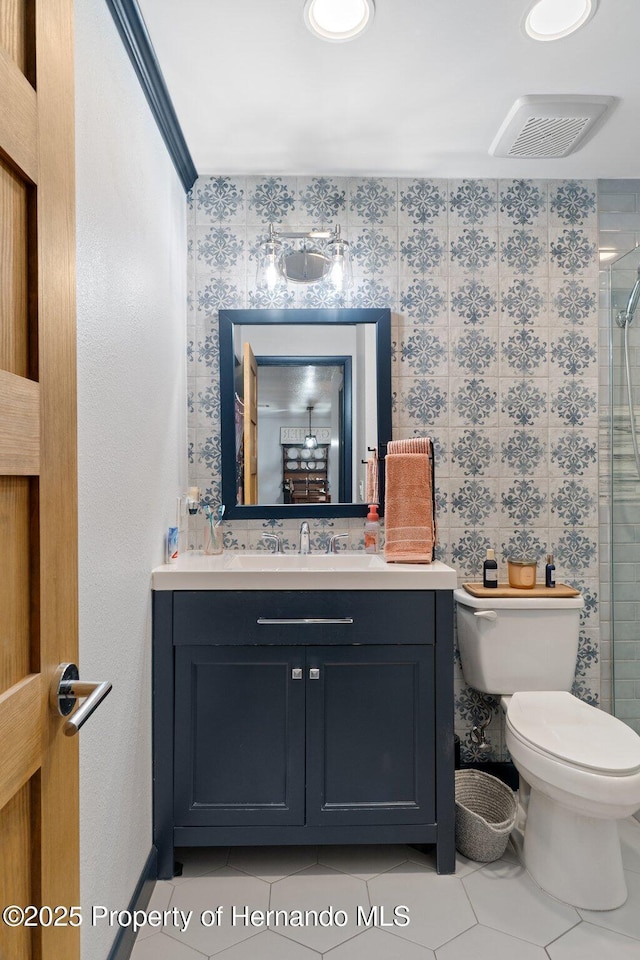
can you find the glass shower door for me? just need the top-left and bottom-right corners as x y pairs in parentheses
(610, 246), (640, 733)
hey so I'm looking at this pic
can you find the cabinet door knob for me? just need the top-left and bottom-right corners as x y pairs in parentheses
(309, 668), (320, 680)
(291, 668), (303, 680)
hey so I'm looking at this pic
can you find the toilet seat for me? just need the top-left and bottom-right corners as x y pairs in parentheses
(506, 691), (640, 776)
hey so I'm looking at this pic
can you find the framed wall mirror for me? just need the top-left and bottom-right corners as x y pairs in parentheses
(219, 308), (392, 519)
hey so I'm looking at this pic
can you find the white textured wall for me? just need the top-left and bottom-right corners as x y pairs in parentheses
(74, 1), (187, 957)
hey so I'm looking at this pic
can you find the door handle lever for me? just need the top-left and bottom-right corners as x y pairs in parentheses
(50, 663), (112, 736)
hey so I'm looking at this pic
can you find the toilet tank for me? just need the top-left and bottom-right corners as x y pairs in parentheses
(453, 588), (583, 695)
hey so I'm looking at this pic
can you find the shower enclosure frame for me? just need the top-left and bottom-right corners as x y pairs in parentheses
(609, 245), (640, 734)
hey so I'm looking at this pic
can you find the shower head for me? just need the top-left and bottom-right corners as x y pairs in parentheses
(625, 265), (640, 323)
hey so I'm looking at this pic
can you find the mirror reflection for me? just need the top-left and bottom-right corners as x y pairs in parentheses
(255, 358), (351, 506)
(219, 309), (391, 520)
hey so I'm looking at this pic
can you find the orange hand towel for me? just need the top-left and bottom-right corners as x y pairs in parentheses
(387, 438), (432, 455)
(365, 452), (379, 505)
(384, 452), (435, 563)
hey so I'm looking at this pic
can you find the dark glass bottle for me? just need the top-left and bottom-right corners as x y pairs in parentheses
(545, 553), (556, 588)
(483, 549), (498, 588)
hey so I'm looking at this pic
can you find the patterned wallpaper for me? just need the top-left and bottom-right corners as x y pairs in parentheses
(186, 176), (600, 761)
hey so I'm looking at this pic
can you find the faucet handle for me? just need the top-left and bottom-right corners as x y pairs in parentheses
(327, 533), (348, 554)
(263, 533), (283, 554)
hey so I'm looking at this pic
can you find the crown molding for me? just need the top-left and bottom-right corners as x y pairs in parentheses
(105, 0), (198, 192)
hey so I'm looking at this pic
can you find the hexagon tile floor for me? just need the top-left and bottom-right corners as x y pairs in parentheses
(130, 819), (640, 960)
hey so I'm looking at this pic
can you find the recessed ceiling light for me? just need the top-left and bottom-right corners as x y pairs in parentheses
(524, 0), (598, 42)
(304, 0), (375, 42)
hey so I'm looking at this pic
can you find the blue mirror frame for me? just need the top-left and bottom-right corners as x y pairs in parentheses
(219, 308), (392, 520)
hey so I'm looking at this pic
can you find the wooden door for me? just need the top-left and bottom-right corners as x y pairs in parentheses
(243, 341), (258, 504)
(0, 2), (79, 958)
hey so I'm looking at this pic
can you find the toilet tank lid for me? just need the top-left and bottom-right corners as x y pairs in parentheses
(453, 588), (584, 610)
(507, 692), (640, 775)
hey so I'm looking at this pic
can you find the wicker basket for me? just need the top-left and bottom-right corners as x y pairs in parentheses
(455, 769), (517, 862)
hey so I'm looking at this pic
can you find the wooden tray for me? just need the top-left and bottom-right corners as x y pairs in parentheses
(463, 582), (580, 599)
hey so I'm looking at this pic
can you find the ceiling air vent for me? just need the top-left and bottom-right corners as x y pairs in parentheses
(490, 95), (614, 159)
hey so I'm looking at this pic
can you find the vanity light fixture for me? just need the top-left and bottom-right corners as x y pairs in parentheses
(524, 0), (598, 41)
(256, 224), (352, 292)
(304, 406), (318, 450)
(304, 0), (375, 42)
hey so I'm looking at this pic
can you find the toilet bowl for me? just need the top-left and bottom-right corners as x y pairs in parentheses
(505, 691), (640, 909)
(454, 588), (640, 910)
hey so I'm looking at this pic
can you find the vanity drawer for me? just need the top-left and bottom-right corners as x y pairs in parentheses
(172, 590), (435, 646)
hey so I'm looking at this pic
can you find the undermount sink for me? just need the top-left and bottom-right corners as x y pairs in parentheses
(226, 553), (387, 572)
(152, 551), (457, 590)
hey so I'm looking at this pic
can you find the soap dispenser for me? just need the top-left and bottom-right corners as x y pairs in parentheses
(483, 549), (498, 588)
(364, 504), (380, 554)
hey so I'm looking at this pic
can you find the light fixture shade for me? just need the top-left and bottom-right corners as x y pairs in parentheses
(256, 238), (286, 292)
(327, 236), (352, 292)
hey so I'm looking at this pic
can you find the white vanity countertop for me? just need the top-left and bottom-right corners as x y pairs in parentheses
(152, 552), (457, 591)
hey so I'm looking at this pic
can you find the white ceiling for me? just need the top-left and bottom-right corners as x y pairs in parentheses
(258, 363), (338, 414)
(136, 0), (639, 178)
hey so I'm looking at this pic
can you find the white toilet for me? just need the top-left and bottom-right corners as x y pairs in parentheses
(454, 588), (640, 910)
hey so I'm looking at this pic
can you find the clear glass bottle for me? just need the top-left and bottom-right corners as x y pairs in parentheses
(204, 520), (223, 555)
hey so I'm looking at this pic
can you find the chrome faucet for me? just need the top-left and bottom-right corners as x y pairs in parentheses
(327, 533), (348, 554)
(263, 533), (283, 554)
(299, 521), (311, 555)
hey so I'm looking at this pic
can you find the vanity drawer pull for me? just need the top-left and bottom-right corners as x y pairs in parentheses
(257, 617), (354, 625)
(309, 668), (320, 680)
(291, 668), (303, 680)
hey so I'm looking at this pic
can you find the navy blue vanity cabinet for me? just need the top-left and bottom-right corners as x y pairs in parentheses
(153, 589), (455, 879)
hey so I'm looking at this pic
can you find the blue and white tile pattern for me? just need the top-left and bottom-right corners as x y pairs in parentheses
(187, 177), (599, 760)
